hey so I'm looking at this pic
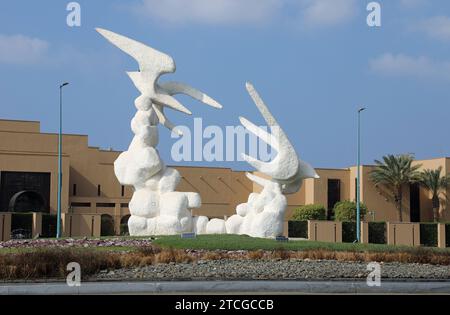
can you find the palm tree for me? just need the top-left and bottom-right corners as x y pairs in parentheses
(370, 154), (422, 222)
(419, 167), (449, 222)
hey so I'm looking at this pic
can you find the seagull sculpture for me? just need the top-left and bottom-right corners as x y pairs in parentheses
(96, 28), (222, 135)
(241, 82), (319, 194)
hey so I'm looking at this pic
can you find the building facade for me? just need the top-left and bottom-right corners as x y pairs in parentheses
(0, 119), (448, 236)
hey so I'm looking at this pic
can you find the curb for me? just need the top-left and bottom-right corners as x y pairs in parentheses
(1, 280), (450, 294)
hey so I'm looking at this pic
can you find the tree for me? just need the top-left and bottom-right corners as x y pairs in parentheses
(419, 167), (449, 222)
(370, 154), (422, 222)
(333, 200), (367, 222)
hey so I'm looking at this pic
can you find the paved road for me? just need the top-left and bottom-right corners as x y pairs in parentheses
(1, 280), (450, 294)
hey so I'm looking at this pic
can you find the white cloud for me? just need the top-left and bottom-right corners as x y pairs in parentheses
(416, 16), (450, 41)
(369, 53), (450, 80)
(300, 0), (357, 28)
(0, 34), (48, 65)
(134, 0), (283, 25)
(132, 0), (357, 28)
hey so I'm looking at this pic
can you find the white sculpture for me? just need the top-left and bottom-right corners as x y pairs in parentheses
(223, 83), (320, 238)
(97, 28), (318, 238)
(96, 28), (222, 236)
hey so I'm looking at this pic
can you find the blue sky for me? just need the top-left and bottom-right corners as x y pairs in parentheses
(0, 0), (449, 170)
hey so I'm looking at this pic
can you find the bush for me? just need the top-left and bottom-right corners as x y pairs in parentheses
(420, 223), (438, 247)
(42, 214), (57, 238)
(368, 222), (386, 244)
(100, 215), (116, 236)
(334, 201), (367, 222)
(0, 248), (122, 280)
(11, 213), (33, 239)
(288, 221), (308, 238)
(120, 224), (129, 236)
(292, 205), (326, 221)
(446, 224), (450, 248)
(342, 222), (357, 243)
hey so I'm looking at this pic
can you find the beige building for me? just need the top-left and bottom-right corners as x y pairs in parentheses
(0, 119), (448, 236)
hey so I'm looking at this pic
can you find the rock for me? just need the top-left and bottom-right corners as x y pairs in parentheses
(193, 216), (209, 235)
(157, 167), (181, 193)
(206, 219), (226, 234)
(114, 147), (162, 186)
(129, 188), (160, 218)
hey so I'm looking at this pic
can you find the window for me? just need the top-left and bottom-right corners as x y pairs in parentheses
(72, 184), (77, 196)
(96, 203), (115, 208)
(121, 185), (125, 197)
(71, 202), (91, 208)
(327, 179), (341, 220)
(97, 185), (101, 196)
(120, 203), (129, 208)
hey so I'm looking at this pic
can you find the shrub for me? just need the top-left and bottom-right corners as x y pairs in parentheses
(420, 223), (438, 247)
(11, 213), (33, 239)
(342, 222), (357, 243)
(120, 224), (129, 236)
(292, 204), (326, 221)
(368, 222), (386, 244)
(42, 214), (57, 238)
(334, 201), (367, 222)
(247, 250), (265, 260)
(0, 248), (122, 280)
(288, 221), (308, 238)
(446, 224), (450, 248)
(100, 215), (115, 236)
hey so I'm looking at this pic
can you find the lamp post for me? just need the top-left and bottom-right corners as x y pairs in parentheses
(57, 82), (69, 238)
(356, 107), (366, 243)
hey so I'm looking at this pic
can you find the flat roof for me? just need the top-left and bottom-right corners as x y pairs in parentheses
(0, 118), (40, 123)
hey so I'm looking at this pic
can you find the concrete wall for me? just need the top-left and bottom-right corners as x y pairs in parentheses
(0, 213), (11, 241)
(387, 222), (420, 247)
(0, 135), (70, 213)
(0, 119), (40, 133)
(308, 220), (342, 243)
(62, 213), (101, 237)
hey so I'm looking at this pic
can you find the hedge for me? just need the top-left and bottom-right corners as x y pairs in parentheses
(342, 222), (356, 243)
(420, 223), (438, 247)
(100, 215), (116, 236)
(446, 224), (450, 248)
(292, 205), (326, 221)
(288, 221), (308, 238)
(41, 214), (57, 238)
(333, 201), (367, 222)
(368, 222), (386, 244)
(11, 213), (33, 239)
(120, 224), (129, 236)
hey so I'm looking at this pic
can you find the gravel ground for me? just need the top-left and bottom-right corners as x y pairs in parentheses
(93, 259), (450, 281)
(0, 238), (153, 249)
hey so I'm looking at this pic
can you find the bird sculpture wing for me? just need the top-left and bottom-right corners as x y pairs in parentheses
(96, 28), (223, 134)
(240, 82), (319, 193)
(241, 82), (299, 181)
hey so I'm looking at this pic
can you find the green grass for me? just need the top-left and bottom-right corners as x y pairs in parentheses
(153, 234), (450, 253)
(2, 234), (449, 254)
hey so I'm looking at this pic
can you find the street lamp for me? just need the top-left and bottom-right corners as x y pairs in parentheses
(57, 82), (69, 238)
(356, 107), (366, 243)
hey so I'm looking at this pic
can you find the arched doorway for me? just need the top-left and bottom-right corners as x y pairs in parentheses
(8, 190), (47, 213)
(120, 215), (130, 236)
(100, 214), (116, 236)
